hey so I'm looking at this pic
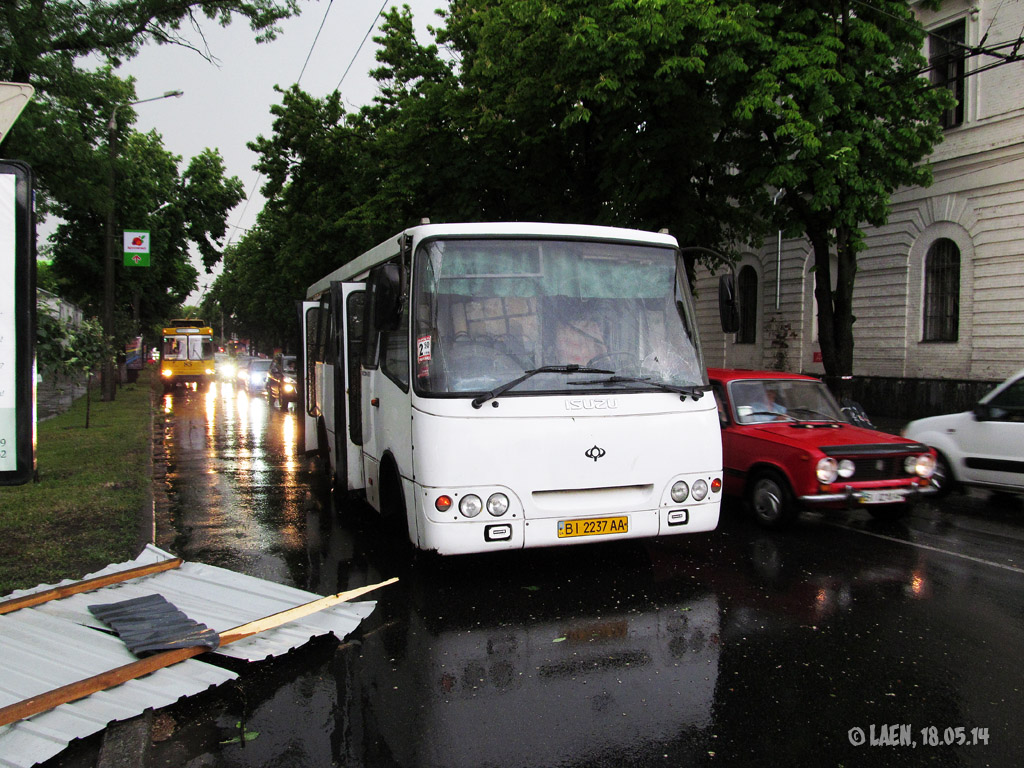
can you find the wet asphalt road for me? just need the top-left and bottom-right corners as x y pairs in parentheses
(58, 381), (1024, 767)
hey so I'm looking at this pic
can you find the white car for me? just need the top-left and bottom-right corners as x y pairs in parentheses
(903, 368), (1024, 496)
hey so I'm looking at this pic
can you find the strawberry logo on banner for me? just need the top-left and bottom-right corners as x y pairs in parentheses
(123, 230), (151, 267)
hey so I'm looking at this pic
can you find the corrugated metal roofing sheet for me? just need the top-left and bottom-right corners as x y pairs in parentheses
(0, 545), (377, 767)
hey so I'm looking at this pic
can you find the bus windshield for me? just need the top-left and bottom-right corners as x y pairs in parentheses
(162, 334), (213, 361)
(413, 238), (705, 396)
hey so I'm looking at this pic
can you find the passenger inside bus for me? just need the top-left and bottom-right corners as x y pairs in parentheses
(552, 300), (607, 367)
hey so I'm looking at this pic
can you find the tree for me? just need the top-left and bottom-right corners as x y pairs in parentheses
(229, 0), (755, 336)
(1, 1), (280, 359)
(205, 221), (301, 353)
(724, 0), (953, 383)
(45, 125), (243, 344)
(226, 0), (952, 375)
(438, 0), (760, 250)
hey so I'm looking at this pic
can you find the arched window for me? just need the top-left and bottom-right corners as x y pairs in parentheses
(737, 265), (758, 344)
(923, 239), (960, 342)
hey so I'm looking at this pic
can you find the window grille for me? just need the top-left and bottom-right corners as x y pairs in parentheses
(923, 239), (960, 342)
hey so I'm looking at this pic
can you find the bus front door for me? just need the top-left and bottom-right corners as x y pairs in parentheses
(299, 300), (321, 457)
(335, 282), (366, 492)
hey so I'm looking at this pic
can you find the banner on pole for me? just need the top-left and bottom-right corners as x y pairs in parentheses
(123, 230), (150, 267)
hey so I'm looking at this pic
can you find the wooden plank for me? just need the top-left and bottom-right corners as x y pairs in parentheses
(0, 559), (184, 616)
(218, 578), (399, 644)
(0, 576), (397, 728)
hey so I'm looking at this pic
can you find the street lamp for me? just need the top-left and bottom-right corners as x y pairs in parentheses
(102, 90), (183, 402)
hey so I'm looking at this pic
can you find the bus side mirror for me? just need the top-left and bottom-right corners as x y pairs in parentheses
(369, 263), (403, 332)
(718, 273), (740, 334)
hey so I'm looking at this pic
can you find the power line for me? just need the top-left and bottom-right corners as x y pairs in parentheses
(297, 0), (336, 84)
(225, 1), (391, 252)
(216, 0), (339, 267)
(336, 0), (391, 92)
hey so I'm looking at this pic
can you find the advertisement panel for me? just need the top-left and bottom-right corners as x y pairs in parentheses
(0, 160), (36, 485)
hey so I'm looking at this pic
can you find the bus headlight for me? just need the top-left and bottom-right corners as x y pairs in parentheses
(486, 493), (509, 516)
(161, 368), (173, 378)
(459, 494), (483, 518)
(671, 481), (689, 503)
(692, 479), (709, 501)
(816, 457), (839, 484)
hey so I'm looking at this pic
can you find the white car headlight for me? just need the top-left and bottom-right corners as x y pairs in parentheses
(838, 459), (856, 479)
(816, 457), (839, 484)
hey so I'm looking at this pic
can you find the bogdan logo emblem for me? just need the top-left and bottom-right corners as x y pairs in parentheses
(585, 445), (606, 462)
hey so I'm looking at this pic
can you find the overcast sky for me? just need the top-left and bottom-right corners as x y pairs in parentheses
(117, 0), (447, 302)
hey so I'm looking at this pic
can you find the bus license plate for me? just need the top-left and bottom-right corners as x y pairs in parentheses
(557, 516), (629, 538)
(860, 489), (908, 504)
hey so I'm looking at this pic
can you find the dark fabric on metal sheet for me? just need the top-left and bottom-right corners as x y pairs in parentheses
(89, 593), (221, 655)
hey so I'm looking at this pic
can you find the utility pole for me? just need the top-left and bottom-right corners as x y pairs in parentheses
(101, 90), (182, 402)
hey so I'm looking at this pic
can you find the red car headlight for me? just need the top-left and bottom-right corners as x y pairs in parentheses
(816, 457), (839, 484)
(907, 454), (936, 478)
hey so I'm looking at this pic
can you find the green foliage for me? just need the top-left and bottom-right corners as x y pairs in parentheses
(37, 305), (115, 427)
(37, 306), (112, 382)
(214, 0), (950, 378)
(440, 0), (759, 242)
(721, 0), (952, 377)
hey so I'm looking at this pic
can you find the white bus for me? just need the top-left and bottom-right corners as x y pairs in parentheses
(301, 222), (722, 555)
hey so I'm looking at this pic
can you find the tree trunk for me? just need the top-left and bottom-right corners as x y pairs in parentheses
(808, 223), (857, 397)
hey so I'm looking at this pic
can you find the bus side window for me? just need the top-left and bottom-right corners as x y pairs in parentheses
(381, 301), (410, 390)
(363, 261), (400, 370)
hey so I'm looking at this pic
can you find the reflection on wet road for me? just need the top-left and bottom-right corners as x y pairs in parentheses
(157, 383), (311, 586)
(140, 384), (1024, 768)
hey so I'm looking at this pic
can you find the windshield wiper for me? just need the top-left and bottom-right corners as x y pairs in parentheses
(787, 406), (841, 423)
(568, 375), (709, 402)
(745, 410), (798, 422)
(471, 364), (613, 409)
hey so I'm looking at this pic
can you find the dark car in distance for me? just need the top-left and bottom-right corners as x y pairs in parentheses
(266, 354), (298, 407)
(709, 368), (937, 528)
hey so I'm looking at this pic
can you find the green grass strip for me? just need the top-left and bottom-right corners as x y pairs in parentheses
(0, 372), (154, 595)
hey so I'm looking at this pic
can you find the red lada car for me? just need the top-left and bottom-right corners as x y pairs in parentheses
(709, 368), (937, 528)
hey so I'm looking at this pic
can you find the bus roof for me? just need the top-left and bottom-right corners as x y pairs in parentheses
(305, 222), (679, 300)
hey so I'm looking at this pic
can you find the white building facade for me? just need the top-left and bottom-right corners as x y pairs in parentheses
(694, 0), (1024, 419)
